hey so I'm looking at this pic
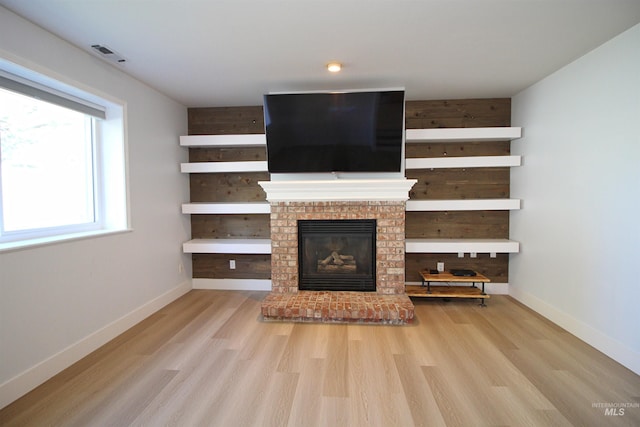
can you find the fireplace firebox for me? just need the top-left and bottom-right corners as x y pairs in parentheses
(298, 219), (376, 292)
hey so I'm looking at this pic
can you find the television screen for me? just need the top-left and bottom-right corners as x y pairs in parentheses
(263, 90), (405, 173)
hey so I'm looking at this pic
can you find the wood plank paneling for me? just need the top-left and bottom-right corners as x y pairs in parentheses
(400, 99), (510, 278)
(188, 106), (264, 135)
(189, 172), (268, 202)
(405, 141), (510, 158)
(407, 168), (510, 200)
(405, 211), (509, 239)
(192, 254), (271, 279)
(405, 99), (511, 129)
(187, 105), (270, 281)
(405, 253), (509, 283)
(186, 98), (514, 282)
(189, 147), (266, 162)
(191, 215), (270, 239)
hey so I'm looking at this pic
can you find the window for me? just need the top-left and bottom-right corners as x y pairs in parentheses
(0, 61), (128, 250)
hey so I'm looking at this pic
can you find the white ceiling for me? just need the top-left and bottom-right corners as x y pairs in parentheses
(1, 0), (639, 108)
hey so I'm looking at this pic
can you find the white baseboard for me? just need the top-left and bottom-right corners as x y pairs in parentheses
(0, 280), (192, 410)
(192, 278), (272, 291)
(509, 286), (640, 376)
(486, 282), (509, 295)
(195, 279), (509, 295)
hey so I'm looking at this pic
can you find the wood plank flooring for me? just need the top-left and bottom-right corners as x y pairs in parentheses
(1, 290), (638, 426)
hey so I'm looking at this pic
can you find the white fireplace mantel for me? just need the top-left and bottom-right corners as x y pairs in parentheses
(258, 178), (417, 202)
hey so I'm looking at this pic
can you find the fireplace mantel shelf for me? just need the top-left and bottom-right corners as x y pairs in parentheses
(258, 179), (417, 202)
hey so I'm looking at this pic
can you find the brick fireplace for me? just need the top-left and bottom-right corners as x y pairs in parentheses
(258, 179), (416, 323)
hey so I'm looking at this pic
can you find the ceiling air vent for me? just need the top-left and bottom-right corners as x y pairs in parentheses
(91, 44), (126, 64)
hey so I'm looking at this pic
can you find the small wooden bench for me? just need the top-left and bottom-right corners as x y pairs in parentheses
(406, 270), (490, 306)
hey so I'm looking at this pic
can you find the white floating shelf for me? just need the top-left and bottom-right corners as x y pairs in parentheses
(405, 127), (522, 143)
(183, 238), (518, 254)
(179, 127), (522, 147)
(406, 238), (519, 254)
(181, 200), (520, 214)
(180, 161), (268, 173)
(405, 155), (521, 170)
(180, 134), (266, 147)
(406, 199), (521, 211)
(183, 238), (271, 254)
(182, 202), (270, 214)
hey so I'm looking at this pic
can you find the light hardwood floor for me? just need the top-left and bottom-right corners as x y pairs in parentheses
(1, 290), (638, 426)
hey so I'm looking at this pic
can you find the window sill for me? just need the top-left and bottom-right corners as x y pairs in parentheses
(0, 228), (132, 253)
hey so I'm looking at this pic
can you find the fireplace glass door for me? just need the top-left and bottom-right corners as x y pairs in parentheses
(298, 219), (376, 291)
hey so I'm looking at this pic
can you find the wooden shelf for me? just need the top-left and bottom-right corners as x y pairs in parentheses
(182, 238), (271, 254)
(405, 155), (521, 170)
(180, 161), (268, 173)
(405, 284), (490, 299)
(405, 238), (519, 254)
(180, 134), (266, 147)
(405, 199), (520, 211)
(181, 202), (270, 214)
(405, 127), (521, 143)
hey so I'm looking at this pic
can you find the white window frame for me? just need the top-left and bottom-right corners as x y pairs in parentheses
(0, 59), (129, 252)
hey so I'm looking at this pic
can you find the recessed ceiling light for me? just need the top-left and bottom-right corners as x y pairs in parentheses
(327, 62), (342, 73)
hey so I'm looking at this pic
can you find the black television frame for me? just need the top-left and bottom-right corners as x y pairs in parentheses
(263, 89), (405, 174)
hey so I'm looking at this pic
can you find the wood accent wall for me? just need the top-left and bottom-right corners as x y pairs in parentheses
(188, 106), (264, 135)
(187, 98), (511, 282)
(404, 99), (511, 282)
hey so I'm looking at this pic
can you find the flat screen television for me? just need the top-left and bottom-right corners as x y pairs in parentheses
(263, 90), (405, 173)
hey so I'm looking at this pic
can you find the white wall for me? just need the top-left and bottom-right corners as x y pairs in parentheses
(0, 7), (191, 407)
(511, 23), (640, 374)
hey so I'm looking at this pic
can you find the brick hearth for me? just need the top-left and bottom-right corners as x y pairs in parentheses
(261, 291), (414, 324)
